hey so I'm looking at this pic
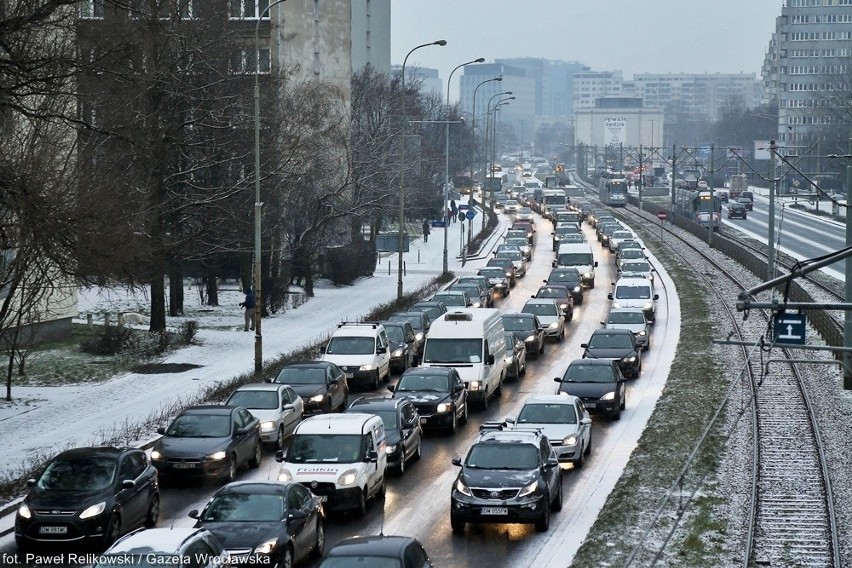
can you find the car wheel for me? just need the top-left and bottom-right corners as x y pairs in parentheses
(612, 407), (622, 421)
(552, 478), (563, 512)
(371, 371), (379, 390)
(520, 358), (527, 376)
(539, 341), (545, 355)
(249, 441), (262, 468)
(357, 488), (368, 517)
(449, 408), (458, 434)
(557, 328), (564, 342)
(535, 500), (550, 532)
(451, 514), (466, 535)
(279, 545), (294, 568)
(378, 474), (387, 498)
(585, 433), (593, 456)
(574, 448), (585, 469)
(339, 393), (348, 412)
(277, 426), (287, 451)
(312, 519), (325, 558)
(589, 280), (595, 289)
(413, 437), (422, 461)
(461, 400), (469, 424)
(224, 454), (237, 483)
(397, 452), (406, 475)
(144, 493), (160, 528)
(495, 378), (503, 396)
(103, 513), (121, 547)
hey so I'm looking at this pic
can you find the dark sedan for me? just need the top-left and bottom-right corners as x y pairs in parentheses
(408, 300), (447, 322)
(387, 312), (430, 359)
(320, 535), (432, 568)
(503, 332), (527, 381)
(381, 320), (417, 374)
(502, 313), (545, 358)
(190, 481), (323, 567)
(728, 201), (748, 219)
(15, 447), (159, 551)
(545, 267), (584, 304)
(582, 328), (641, 379)
(151, 405), (262, 483)
(389, 367), (468, 433)
(486, 258), (517, 287)
(554, 359), (627, 420)
(477, 267), (511, 298)
(533, 284), (574, 320)
(273, 361), (348, 415)
(347, 397), (423, 475)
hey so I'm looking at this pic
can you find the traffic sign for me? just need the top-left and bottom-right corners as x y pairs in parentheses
(458, 211), (466, 222)
(657, 211), (667, 221)
(431, 220), (446, 228)
(773, 313), (806, 345)
(457, 203), (470, 211)
(466, 210), (476, 220)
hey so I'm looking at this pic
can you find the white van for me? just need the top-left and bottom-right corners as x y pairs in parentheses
(552, 243), (598, 288)
(421, 309), (507, 410)
(276, 413), (387, 516)
(608, 276), (659, 323)
(321, 322), (391, 390)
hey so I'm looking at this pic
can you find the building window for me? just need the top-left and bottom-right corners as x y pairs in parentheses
(80, 0), (105, 19)
(229, 0), (271, 18)
(230, 48), (271, 74)
(159, 0), (193, 19)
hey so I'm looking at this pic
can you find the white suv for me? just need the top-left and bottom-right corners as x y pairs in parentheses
(322, 322), (391, 390)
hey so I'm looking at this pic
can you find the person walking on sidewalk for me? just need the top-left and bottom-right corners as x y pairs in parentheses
(240, 286), (256, 331)
(450, 199), (458, 220)
(422, 219), (431, 243)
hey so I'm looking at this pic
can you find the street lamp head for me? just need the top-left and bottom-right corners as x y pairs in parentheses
(474, 57), (485, 63)
(434, 40), (448, 46)
(496, 76), (503, 81)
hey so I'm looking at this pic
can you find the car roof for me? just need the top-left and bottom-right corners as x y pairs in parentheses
(217, 481), (293, 495)
(181, 405), (235, 415)
(590, 328), (634, 336)
(608, 307), (646, 315)
(53, 446), (126, 460)
(525, 298), (558, 306)
(502, 312), (536, 320)
(106, 528), (213, 554)
(615, 276), (653, 287)
(349, 397), (405, 411)
(284, 360), (335, 369)
(477, 429), (542, 445)
(400, 366), (455, 377)
(522, 394), (580, 406)
(232, 383), (286, 393)
(325, 535), (421, 557)
(568, 358), (616, 367)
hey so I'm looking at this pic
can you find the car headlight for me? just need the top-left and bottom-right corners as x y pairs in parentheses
(455, 479), (473, 497)
(469, 381), (481, 391)
(79, 502), (106, 520)
(151, 450), (162, 460)
(613, 301), (622, 309)
(506, 272), (512, 277)
(392, 349), (403, 357)
(549, 322), (559, 329)
(643, 302), (653, 311)
(260, 421), (276, 432)
(582, 272), (593, 279)
(309, 394), (325, 403)
(254, 538), (278, 555)
(472, 302), (481, 308)
(525, 335), (536, 342)
(359, 364), (375, 371)
(277, 469), (293, 483)
(17, 503), (31, 519)
(385, 444), (397, 455)
(600, 391), (616, 401)
(563, 435), (578, 446)
(518, 480), (538, 498)
(207, 451), (227, 461)
(622, 356), (636, 363)
(637, 330), (647, 336)
(338, 469), (358, 486)
(554, 236), (560, 241)
(505, 355), (514, 363)
(573, 286), (581, 293)
(437, 402), (451, 413)
(559, 303), (568, 309)
(415, 332), (424, 341)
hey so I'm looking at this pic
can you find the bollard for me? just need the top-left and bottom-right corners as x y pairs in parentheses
(388, 260), (391, 275)
(87, 314), (93, 330)
(403, 261), (406, 276)
(418, 249), (420, 263)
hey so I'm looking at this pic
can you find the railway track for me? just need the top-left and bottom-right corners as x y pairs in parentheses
(570, 180), (840, 567)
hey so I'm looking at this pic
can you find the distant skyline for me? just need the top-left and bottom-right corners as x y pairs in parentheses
(391, 0), (783, 100)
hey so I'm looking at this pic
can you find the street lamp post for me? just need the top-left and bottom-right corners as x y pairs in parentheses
(470, 76), (502, 232)
(397, 40), (446, 300)
(253, 0), (287, 376)
(443, 57), (485, 275)
(491, 99), (513, 188)
(482, 91), (512, 225)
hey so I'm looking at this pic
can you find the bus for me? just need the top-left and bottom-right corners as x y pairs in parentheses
(599, 178), (628, 207)
(483, 173), (507, 194)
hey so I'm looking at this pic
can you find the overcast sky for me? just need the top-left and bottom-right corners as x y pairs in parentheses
(391, 0), (784, 100)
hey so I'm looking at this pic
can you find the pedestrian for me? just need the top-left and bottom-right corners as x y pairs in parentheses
(422, 219), (430, 243)
(239, 286), (256, 331)
(447, 207), (454, 224)
(450, 199), (458, 218)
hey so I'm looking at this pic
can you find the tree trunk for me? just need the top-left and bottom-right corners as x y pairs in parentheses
(205, 270), (219, 306)
(149, 274), (166, 331)
(5, 350), (12, 401)
(303, 252), (314, 297)
(168, 259), (183, 316)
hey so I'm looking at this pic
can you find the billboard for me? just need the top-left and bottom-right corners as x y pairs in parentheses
(754, 140), (772, 161)
(603, 117), (627, 145)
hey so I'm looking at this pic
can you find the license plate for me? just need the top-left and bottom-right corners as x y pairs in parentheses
(481, 507), (508, 516)
(173, 462), (196, 469)
(319, 496), (328, 502)
(420, 417), (428, 425)
(344, 373), (354, 379)
(584, 402), (597, 409)
(39, 526), (68, 534)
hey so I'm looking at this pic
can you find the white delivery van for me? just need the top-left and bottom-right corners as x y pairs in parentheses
(608, 276), (660, 323)
(276, 413), (386, 516)
(321, 322), (391, 390)
(421, 309), (506, 410)
(553, 243), (598, 288)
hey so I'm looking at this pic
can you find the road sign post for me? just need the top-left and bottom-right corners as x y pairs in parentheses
(657, 210), (667, 243)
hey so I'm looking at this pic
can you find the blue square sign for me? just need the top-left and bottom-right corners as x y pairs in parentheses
(466, 210), (476, 220)
(773, 313), (806, 345)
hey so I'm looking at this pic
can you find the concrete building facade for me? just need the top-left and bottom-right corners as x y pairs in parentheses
(632, 73), (763, 122)
(574, 98), (665, 149)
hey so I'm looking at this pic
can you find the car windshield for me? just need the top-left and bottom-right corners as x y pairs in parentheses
(502, 316), (535, 332)
(422, 338), (482, 364)
(37, 456), (116, 491)
(351, 409), (398, 432)
(536, 287), (567, 299)
(562, 364), (617, 383)
(451, 285), (480, 298)
(383, 325), (406, 343)
(613, 231), (634, 240)
(166, 414), (231, 438)
(589, 333), (633, 349)
(615, 286), (652, 300)
(518, 207), (533, 215)
(288, 434), (363, 463)
(478, 268), (505, 279)
(621, 262), (650, 273)
(556, 253), (593, 265)
(202, 492), (284, 522)
(411, 304), (444, 320)
(505, 231), (526, 239)
(390, 315), (423, 331)
(608, 311), (646, 325)
(496, 251), (522, 261)
(619, 250), (645, 261)
(433, 294), (466, 306)
(326, 336), (375, 355)
(396, 373), (449, 392)
(506, 238), (528, 248)
(226, 390), (279, 410)
(517, 403), (578, 425)
(320, 559), (400, 568)
(555, 227), (580, 235)
(276, 367), (325, 385)
(465, 443), (538, 469)
(523, 302), (557, 317)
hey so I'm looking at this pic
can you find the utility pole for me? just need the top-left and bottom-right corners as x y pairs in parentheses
(845, 136), (852, 390)
(708, 143), (714, 247)
(670, 145), (677, 211)
(638, 144), (643, 211)
(767, 139), (778, 281)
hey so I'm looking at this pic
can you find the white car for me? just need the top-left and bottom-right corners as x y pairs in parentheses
(507, 394), (592, 467)
(504, 199), (520, 214)
(609, 230), (638, 253)
(515, 207), (535, 222)
(602, 307), (651, 351)
(226, 383), (304, 450)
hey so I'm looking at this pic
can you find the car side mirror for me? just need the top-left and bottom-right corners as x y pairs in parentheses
(486, 353), (495, 365)
(188, 509), (200, 519)
(451, 457), (462, 467)
(121, 479), (136, 490)
(235, 426), (250, 436)
(366, 450), (379, 463)
(387, 384), (395, 392)
(287, 510), (307, 522)
(654, 294), (659, 300)
(594, 261), (599, 267)
(454, 384), (465, 393)
(275, 449), (286, 462)
(581, 417), (592, 425)
(607, 293), (613, 300)
(580, 343), (588, 349)
(283, 403), (294, 411)
(26, 478), (36, 487)
(377, 346), (387, 354)
(266, 378), (275, 383)
(553, 376), (563, 383)
(505, 417), (515, 424)
(530, 294), (536, 298)
(157, 427), (166, 435)
(545, 457), (559, 468)
(552, 260), (557, 268)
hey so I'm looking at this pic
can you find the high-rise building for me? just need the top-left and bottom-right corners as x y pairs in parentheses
(494, 57), (590, 118)
(459, 62), (536, 140)
(392, 65), (442, 99)
(632, 73), (763, 122)
(573, 71), (626, 110)
(762, 0), (852, 147)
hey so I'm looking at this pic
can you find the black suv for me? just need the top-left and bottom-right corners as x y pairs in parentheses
(450, 424), (563, 533)
(554, 359), (627, 420)
(347, 397), (423, 475)
(16, 447), (159, 551)
(502, 313), (545, 358)
(389, 367), (468, 434)
(273, 361), (348, 415)
(581, 328), (641, 379)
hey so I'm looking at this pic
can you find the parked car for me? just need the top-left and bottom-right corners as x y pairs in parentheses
(189, 481), (324, 567)
(522, 298), (565, 342)
(15, 447), (159, 551)
(532, 284), (574, 320)
(554, 359), (627, 420)
(151, 405), (262, 483)
(502, 313), (545, 358)
(450, 424), (562, 533)
(506, 394), (592, 468)
(225, 383), (303, 450)
(581, 328), (642, 379)
(389, 366), (468, 433)
(273, 361), (348, 415)
(728, 201), (748, 219)
(602, 307), (651, 351)
(319, 536), (433, 568)
(347, 397), (423, 475)
(380, 320), (417, 374)
(503, 332), (527, 381)
(95, 528), (227, 568)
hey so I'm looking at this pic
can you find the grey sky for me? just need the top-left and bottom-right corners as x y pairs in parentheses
(392, 0), (783, 100)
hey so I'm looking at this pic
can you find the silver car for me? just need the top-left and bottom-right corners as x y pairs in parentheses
(602, 307), (651, 350)
(494, 249), (528, 277)
(507, 394), (592, 467)
(521, 298), (565, 341)
(225, 383), (303, 450)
